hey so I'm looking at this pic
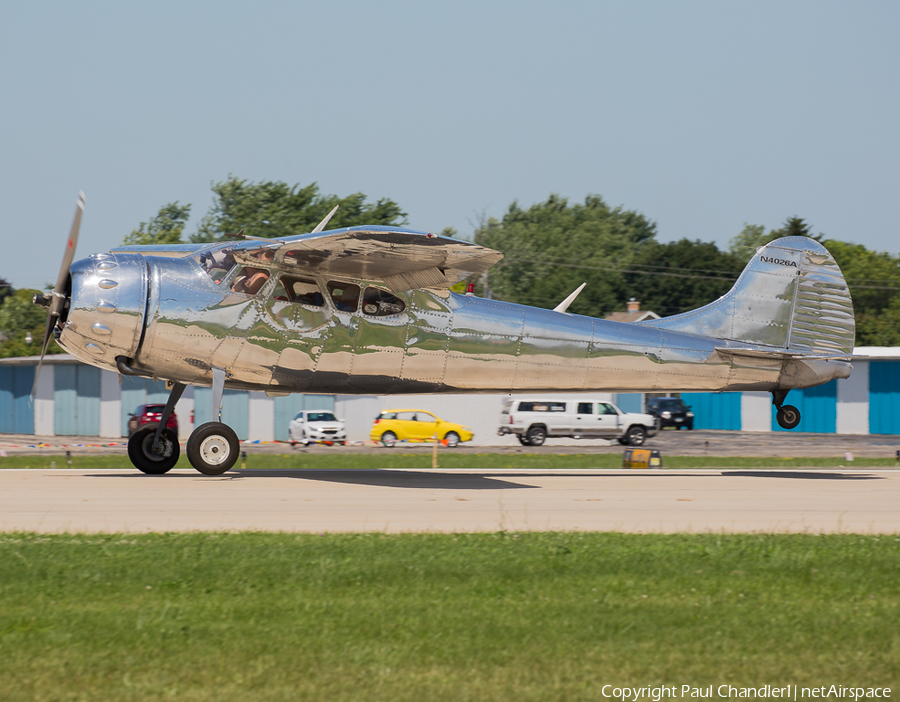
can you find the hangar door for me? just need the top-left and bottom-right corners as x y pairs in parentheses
(0, 365), (35, 434)
(682, 392), (741, 430)
(869, 361), (900, 435)
(54, 365), (101, 436)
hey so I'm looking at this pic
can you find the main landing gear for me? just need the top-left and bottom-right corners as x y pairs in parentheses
(127, 368), (241, 476)
(772, 390), (801, 430)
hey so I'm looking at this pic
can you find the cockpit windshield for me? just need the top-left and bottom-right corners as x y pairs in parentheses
(195, 245), (236, 284)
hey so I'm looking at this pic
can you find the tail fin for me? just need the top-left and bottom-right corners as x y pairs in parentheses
(644, 236), (855, 355)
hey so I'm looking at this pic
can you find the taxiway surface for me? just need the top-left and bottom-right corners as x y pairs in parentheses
(2, 467), (898, 534)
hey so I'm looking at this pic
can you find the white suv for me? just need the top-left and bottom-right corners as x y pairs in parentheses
(289, 410), (347, 446)
(498, 398), (658, 446)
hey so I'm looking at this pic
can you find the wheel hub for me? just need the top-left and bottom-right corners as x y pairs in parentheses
(142, 434), (173, 461)
(199, 435), (231, 465)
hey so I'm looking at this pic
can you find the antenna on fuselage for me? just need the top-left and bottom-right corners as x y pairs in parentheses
(553, 283), (586, 314)
(311, 205), (339, 233)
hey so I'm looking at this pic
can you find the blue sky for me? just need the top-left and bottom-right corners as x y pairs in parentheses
(1, 1), (898, 289)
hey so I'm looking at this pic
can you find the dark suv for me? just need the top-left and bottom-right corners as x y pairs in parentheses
(645, 397), (694, 430)
(127, 404), (179, 436)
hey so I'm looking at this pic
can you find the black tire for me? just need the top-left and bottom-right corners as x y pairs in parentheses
(443, 431), (460, 448)
(776, 405), (801, 430)
(380, 431), (397, 447)
(624, 425), (647, 446)
(526, 425), (546, 447)
(516, 434), (531, 446)
(186, 422), (240, 476)
(128, 425), (179, 475)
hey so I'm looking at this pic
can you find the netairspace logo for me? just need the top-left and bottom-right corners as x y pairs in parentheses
(600, 686), (892, 701)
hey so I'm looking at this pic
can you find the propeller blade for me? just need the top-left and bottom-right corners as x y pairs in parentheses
(33, 191), (84, 396)
(48, 191), (84, 315)
(311, 205), (339, 234)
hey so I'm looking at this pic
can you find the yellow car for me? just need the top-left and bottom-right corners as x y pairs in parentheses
(371, 409), (474, 447)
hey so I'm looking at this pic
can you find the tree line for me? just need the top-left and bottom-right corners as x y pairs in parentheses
(2, 179), (899, 357)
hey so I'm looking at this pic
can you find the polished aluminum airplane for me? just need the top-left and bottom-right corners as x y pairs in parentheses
(35, 194), (855, 475)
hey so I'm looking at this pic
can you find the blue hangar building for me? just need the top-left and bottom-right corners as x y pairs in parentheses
(0, 347), (898, 442)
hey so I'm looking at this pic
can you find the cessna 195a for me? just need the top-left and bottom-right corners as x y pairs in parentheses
(34, 193), (855, 476)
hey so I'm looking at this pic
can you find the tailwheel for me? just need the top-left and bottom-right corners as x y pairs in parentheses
(128, 425), (180, 475)
(187, 422), (240, 475)
(776, 405), (801, 430)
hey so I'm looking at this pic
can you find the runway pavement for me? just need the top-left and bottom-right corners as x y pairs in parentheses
(3, 429), (900, 457)
(2, 466), (898, 534)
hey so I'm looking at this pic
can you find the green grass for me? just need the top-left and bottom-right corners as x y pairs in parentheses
(1, 452), (899, 471)
(1, 533), (898, 700)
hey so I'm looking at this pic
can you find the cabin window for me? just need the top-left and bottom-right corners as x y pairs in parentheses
(195, 245), (236, 284)
(274, 276), (325, 307)
(230, 267), (271, 295)
(577, 402), (593, 415)
(362, 287), (406, 316)
(327, 281), (360, 312)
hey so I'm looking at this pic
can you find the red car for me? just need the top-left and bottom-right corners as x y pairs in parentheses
(127, 404), (179, 437)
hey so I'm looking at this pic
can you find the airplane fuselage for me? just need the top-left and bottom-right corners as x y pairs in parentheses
(58, 251), (850, 397)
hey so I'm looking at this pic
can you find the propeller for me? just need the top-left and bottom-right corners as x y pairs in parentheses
(32, 192), (84, 395)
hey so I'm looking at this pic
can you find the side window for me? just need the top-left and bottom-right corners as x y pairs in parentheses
(517, 402), (566, 412)
(231, 267), (270, 295)
(196, 246), (235, 284)
(598, 403), (617, 415)
(327, 281), (361, 312)
(362, 287), (406, 316)
(577, 402), (593, 415)
(280, 276), (324, 307)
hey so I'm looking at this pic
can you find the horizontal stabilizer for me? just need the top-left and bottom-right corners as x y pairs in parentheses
(715, 347), (854, 362)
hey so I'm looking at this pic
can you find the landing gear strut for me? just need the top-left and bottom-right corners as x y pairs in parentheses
(772, 390), (801, 430)
(127, 367), (241, 476)
(128, 381), (185, 475)
(185, 367), (240, 475)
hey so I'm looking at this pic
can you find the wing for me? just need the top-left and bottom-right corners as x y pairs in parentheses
(230, 226), (503, 291)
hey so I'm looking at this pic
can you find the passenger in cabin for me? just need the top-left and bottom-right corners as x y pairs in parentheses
(231, 267), (270, 295)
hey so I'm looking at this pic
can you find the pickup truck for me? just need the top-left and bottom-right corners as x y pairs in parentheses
(498, 398), (658, 447)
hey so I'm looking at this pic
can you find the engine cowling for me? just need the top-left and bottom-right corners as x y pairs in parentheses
(56, 253), (149, 370)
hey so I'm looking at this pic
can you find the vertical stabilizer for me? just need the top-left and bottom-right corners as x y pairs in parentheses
(644, 236), (855, 355)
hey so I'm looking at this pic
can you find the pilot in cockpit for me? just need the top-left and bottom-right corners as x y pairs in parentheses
(199, 247), (236, 282)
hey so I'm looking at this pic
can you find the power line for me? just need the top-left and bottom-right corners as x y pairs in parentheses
(499, 256), (900, 290)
